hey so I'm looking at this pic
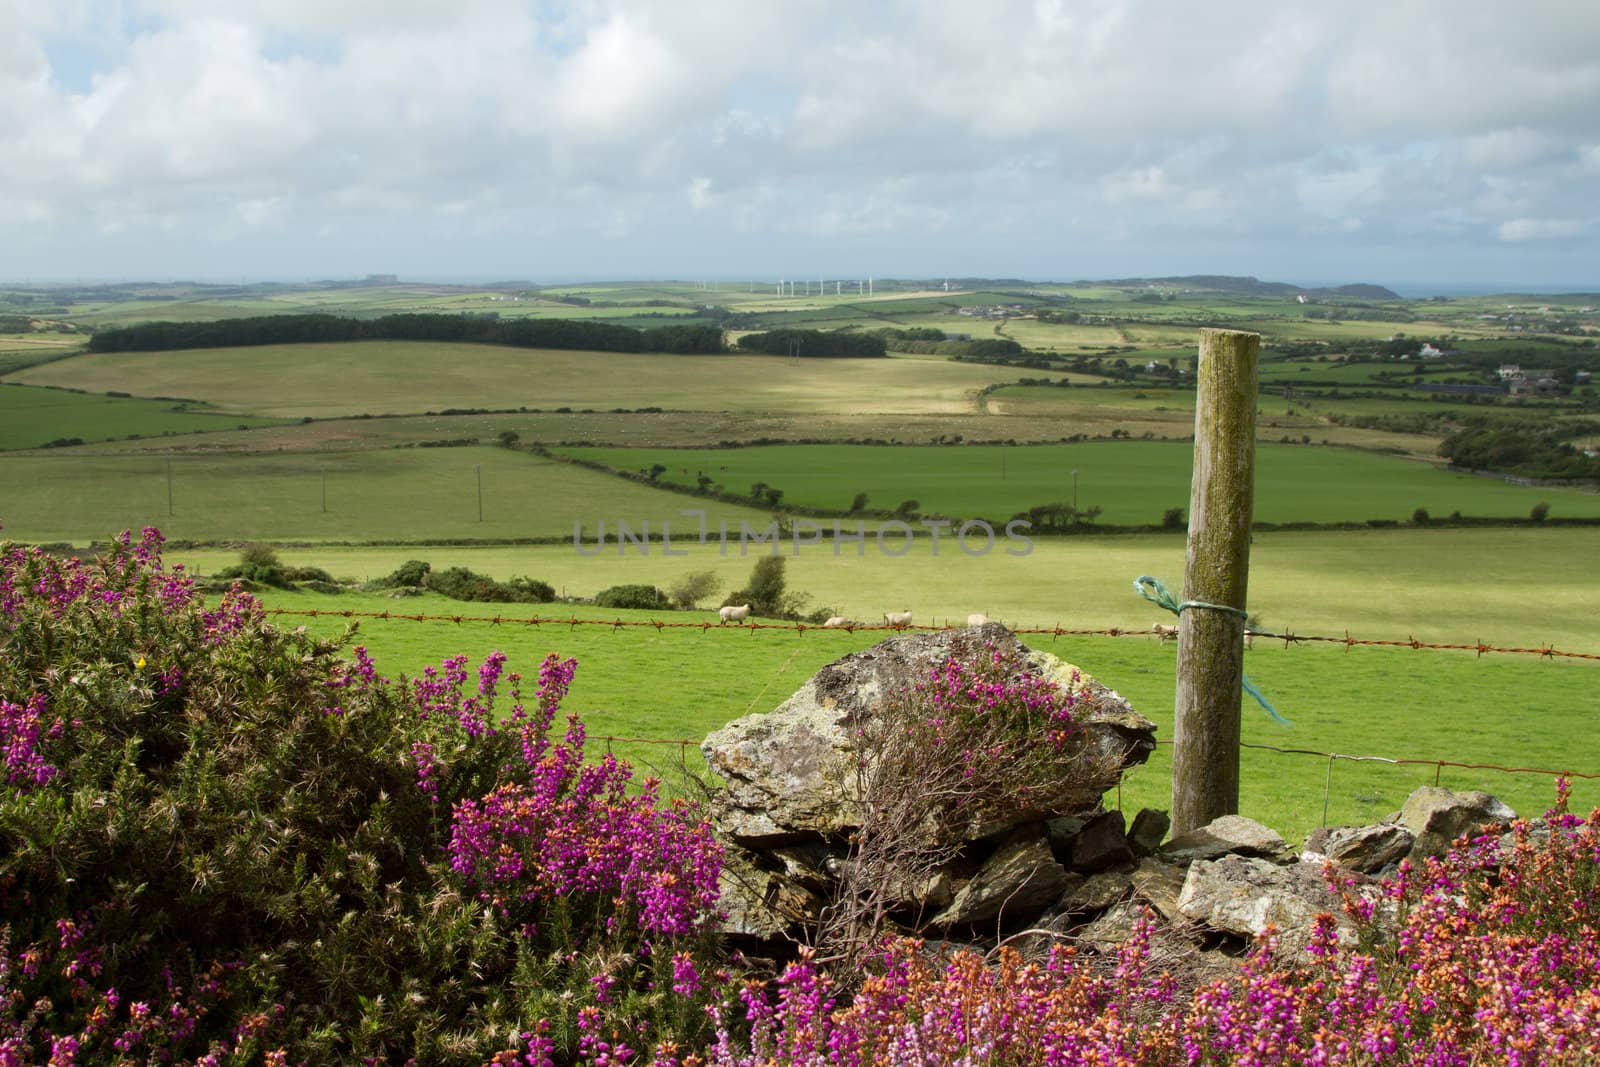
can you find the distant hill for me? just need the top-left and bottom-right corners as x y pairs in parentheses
(1088, 275), (1402, 301)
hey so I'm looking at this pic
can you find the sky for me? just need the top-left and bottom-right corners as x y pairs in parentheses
(3, 0), (1598, 291)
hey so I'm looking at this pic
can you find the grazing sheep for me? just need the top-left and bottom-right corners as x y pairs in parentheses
(822, 616), (850, 628)
(1152, 622), (1178, 640)
(883, 610), (913, 629)
(966, 613), (989, 627)
(719, 603), (751, 624)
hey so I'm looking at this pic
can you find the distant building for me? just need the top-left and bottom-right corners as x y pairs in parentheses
(1497, 364), (1522, 380)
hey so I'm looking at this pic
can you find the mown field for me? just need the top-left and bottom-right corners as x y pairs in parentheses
(0, 383), (287, 450)
(12, 433), (1596, 545)
(12, 341), (1019, 419)
(0, 445), (789, 544)
(560, 440), (1600, 524)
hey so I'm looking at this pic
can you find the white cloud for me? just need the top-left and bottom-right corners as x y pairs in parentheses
(0, 0), (1597, 284)
(1496, 217), (1585, 242)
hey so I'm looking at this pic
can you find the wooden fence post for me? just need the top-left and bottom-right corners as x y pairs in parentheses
(1172, 328), (1260, 834)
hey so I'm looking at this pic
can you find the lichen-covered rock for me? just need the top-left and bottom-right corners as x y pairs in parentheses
(1130, 858), (1188, 921)
(701, 626), (1156, 846)
(1160, 815), (1291, 865)
(1177, 855), (1356, 957)
(1397, 787), (1517, 860)
(1076, 901), (1147, 953)
(930, 826), (1072, 927)
(1057, 869), (1134, 914)
(1303, 823), (1414, 874)
(715, 846), (827, 940)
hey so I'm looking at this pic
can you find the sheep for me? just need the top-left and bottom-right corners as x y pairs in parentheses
(883, 610), (913, 629)
(822, 616), (850, 628)
(966, 612), (989, 628)
(719, 603), (751, 625)
(1244, 627), (1256, 651)
(1152, 622), (1178, 641)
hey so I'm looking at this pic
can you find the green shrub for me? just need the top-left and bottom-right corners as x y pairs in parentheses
(0, 529), (723, 1063)
(594, 583), (669, 610)
(668, 569), (722, 609)
(380, 558), (432, 587)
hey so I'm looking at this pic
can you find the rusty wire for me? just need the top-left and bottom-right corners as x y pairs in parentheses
(261, 607), (1600, 662)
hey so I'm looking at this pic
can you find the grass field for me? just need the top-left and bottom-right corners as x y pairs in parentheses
(980, 384), (1522, 457)
(7, 278), (1597, 847)
(0, 445), (784, 543)
(557, 441), (1600, 524)
(163, 526), (1599, 651)
(0, 383), (287, 450)
(12, 341), (1025, 419)
(234, 580), (1598, 845)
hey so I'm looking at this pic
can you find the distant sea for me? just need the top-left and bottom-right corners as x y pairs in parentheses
(1376, 282), (1600, 298)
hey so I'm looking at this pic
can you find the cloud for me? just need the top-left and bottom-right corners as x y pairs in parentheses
(0, 0), (1597, 284)
(1496, 217), (1586, 242)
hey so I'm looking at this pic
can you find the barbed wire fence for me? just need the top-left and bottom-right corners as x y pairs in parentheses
(263, 606), (1599, 826)
(262, 607), (1600, 661)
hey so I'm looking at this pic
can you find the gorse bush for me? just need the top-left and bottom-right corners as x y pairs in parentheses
(594, 583), (669, 610)
(373, 559), (556, 603)
(0, 529), (722, 1064)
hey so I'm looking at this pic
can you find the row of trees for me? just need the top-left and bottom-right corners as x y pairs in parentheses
(1438, 425), (1600, 480)
(735, 328), (887, 358)
(86, 312), (727, 355)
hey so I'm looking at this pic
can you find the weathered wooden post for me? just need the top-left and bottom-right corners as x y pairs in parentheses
(1172, 328), (1260, 834)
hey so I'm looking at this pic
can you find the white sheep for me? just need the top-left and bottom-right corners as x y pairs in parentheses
(822, 616), (850, 628)
(1152, 622), (1178, 640)
(883, 610), (913, 629)
(967, 613), (989, 628)
(719, 603), (751, 625)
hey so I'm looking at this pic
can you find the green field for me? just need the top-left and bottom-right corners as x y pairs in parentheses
(6, 277), (1598, 845)
(0, 445), (783, 543)
(163, 526), (1600, 652)
(559, 441), (1600, 525)
(229, 580), (1599, 845)
(0, 383), (287, 450)
(13, 341), (1024, 419)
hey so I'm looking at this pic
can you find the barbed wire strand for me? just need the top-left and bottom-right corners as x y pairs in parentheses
(262, 608), (1600, 662)
(582, 729), (1597, 830)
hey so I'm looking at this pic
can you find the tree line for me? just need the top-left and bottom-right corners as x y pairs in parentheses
(86, 313), (727, 355)
(735, 328), (887, 358)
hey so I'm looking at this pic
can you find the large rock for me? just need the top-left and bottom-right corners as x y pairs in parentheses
(1303, 823), (1413, 874)
(931, 826), (1072, 927)
(1160, 815), (1291, 865)
(1130, 858), (1188, 921)
(1057, 868), (1134, 914)
(702, 625), (1157, 845)
(715, 846), (828, 940)
(1177, 855), (1356, 956)
(1069, 809), (1134, 872)
(1127, 808), (1171, 857)
(1397, 787), (1517, 860)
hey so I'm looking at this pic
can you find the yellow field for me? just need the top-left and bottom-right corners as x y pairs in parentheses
(15, 341), (1024, 419)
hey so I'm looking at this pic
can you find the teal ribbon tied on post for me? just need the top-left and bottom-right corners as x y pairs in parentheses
(1133, 575), (1290, 725)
